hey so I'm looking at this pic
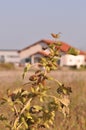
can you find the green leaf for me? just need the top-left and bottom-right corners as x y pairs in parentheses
(68, 47), (80, 55)
(22, 63), (31, 79)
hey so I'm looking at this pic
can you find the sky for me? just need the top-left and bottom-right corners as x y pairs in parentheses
(0, 0), (86, 51)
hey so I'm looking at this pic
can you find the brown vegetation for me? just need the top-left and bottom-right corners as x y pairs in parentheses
(0, 69), (86, 130)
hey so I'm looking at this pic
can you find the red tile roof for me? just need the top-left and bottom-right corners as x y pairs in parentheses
(42, 39), (71, 52)
(19, 39), (86, 55)
(79, 51), (86, 55)
(42, 39), (86, 55)
(59, 41), (71, 52)
(42, 40), (71, 53)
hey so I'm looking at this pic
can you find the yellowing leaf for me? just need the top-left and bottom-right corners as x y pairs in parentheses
(49, 119), (53, 125)
(33, 105), (42, 111)
(44, 122), (50, 128)
(62, 106), (69, 117)
(31, 87), (35, 93)
(40, 97), (44, 102)
(59, 96), (70, 107)
(26, 113), (32, 119)
(21, 117), (28, 129)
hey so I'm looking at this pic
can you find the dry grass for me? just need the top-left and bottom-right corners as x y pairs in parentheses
(0, 69), (86, 130)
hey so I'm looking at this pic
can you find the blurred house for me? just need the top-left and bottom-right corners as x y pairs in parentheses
(19, 40), (50, 65)
(0, 49), (20, 66)
(0, 39), (86, 68)
(19, 39), (86, 68)
(60, 54), (86, 68)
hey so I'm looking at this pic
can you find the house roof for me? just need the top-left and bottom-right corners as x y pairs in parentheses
(19, 39), (71, 52)
(43, 39), (86, 55)
(19, 39), (46, 52)
(0, 49), (19, 52)
(19, 39), (86, 55)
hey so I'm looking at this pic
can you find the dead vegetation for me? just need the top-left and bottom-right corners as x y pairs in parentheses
(0, 69), (86, 130)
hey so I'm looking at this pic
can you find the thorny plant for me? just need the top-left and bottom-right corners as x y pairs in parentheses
(0, 33), (79, 130)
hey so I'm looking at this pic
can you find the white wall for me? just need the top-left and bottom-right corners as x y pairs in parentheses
(19, 42), (48, 60)
(0, 50), (20, 64)
(60, 54), (85, 68)
(75, 55), (85, 68)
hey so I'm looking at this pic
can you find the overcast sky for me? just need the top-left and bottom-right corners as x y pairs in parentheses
(0, 0), (86, 51)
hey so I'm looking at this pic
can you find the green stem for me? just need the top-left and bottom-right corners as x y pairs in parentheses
(13, 98), (32, 130)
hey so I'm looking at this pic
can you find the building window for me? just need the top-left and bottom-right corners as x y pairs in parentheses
(69, 59), (72, 62)
(57, 59), (60, 65)
(34, 57), (41, 63)
(42, 47), (48, 50)
(77, 59), (80, 62)
(25, 58), (31, 63)
(7, 55), (19, 58)
(0, 55), (5, 63)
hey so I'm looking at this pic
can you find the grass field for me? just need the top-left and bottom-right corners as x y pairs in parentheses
(0, 69), (86, 130)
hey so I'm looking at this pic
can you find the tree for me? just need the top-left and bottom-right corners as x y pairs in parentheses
(0, 33), (78, 130)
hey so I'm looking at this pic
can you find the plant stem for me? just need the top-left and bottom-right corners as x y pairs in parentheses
(13, 98), (32, 130)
